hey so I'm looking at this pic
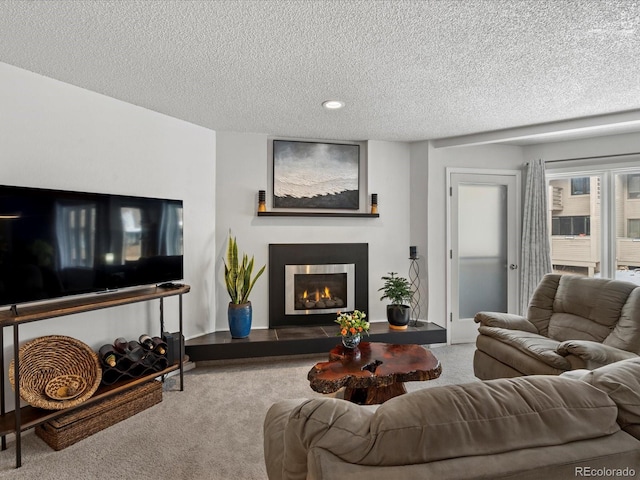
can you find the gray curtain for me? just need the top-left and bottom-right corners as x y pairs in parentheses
(520, 159), (552, 314)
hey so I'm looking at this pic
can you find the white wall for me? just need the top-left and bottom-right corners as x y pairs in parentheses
(420, 142), (525, 340)
(409, 141), (430, 321)
(215, 132), (413, 330)
(0, 62), (216, 363)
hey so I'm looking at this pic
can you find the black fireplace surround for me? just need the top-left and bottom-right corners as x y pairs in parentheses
(269, 243), (368, 328)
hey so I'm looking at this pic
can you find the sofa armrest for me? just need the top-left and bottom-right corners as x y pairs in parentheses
(474, 311), (538, 333)
(282, 398), (375, 480)
(557, 340), (639, 369)
(265, 399), (309, 480)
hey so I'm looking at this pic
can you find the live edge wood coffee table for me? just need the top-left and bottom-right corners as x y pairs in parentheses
(308, 342), (442, 405)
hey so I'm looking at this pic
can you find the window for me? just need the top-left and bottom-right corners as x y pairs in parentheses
(628, 174), (640, 199)
(571, 177), (590, 195)
(628, 219), (640, 239)
(551, 216), (590, 236)
(547, 174), (600, 277)
(547, 166), (640, 285)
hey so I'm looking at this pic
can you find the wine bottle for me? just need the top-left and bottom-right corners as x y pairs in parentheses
(126, 340), (145, 362)
(151, 336), (168, 355)
(98, 344), (118, 368)
(113, 337), (128, 354)
(138, 334), (155, 350)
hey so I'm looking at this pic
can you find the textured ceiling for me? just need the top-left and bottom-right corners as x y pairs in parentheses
(1, 0), (640, 143)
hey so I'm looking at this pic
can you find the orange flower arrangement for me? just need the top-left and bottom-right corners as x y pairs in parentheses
(335, 310), (370, 338)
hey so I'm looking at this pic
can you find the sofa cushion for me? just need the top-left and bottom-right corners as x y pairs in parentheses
(264, 399), (309, 480)
(363, 376), (619, 465)
(526, 273), (561, 336)
(548, 276), (636, 342)
(473, 349), (531, 379)
(548, 312), (614, 343)
(604, 287), (640, 354)
(477, 326), (570, 370)
(576, 357), (640, 437)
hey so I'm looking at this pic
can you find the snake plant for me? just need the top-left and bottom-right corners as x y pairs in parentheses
(224, 234), (266, 304)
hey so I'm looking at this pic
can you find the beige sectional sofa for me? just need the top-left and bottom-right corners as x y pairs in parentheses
(264, 358), (640, 479)
(474, 274), (640, 379)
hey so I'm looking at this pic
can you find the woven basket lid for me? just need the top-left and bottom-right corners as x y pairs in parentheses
(9, 335), (102, 410)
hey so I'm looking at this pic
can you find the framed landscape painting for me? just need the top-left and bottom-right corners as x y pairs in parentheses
(272, 140), (360, 209)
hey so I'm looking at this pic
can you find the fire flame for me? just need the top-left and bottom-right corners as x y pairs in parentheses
(299, 286), (334, 304)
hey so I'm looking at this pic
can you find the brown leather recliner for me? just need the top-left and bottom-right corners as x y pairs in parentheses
(474, 273), (640, 380)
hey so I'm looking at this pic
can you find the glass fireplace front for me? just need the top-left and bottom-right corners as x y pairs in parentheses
(285, 264), (355, 315)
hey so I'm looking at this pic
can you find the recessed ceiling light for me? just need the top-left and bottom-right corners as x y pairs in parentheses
(322, 100), (345, 110)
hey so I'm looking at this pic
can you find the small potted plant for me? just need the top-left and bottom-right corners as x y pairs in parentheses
(224, 233), (265, 338)
(379, 272), (413, 330)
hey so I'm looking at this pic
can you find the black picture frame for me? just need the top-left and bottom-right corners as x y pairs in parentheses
(272, 140), (360, 209)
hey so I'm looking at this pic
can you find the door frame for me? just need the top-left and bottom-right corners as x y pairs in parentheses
(446, 168), (521, 344)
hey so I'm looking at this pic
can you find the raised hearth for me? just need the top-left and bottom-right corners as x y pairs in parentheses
(185, 321), (447, 361)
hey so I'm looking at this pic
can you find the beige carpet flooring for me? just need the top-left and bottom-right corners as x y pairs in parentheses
(0, 342), (476, 479)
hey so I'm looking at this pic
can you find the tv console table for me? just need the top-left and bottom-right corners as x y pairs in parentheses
(0, 284), (190, 468)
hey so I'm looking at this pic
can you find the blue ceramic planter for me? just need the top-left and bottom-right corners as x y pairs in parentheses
(228, 301), (252, 338)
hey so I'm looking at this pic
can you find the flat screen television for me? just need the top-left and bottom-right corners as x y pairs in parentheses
(0, 184), (184, 307)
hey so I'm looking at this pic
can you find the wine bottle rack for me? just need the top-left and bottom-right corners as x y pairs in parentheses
(0, 284), (190, 468)
(101, 351), (169, 386)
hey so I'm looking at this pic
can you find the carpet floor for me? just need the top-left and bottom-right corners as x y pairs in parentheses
(0, 342), (476, 479)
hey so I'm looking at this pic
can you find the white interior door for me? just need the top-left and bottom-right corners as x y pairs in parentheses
(448, 171), (520, 344)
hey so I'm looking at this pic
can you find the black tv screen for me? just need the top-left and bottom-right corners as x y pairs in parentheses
(0, 185), (184, 307)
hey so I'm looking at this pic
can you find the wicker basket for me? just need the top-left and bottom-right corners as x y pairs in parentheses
(9, 335), (102, 410)
(36, 380), (162, 450)
(44, 374), (87, 401)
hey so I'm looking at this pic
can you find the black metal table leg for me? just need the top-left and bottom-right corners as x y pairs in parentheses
(179, 294), (184, 391)
(0, 327), (5, 451)
(13, 325), (20, 468)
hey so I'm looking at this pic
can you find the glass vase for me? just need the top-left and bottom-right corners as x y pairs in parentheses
(341, 333), (361, 350)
